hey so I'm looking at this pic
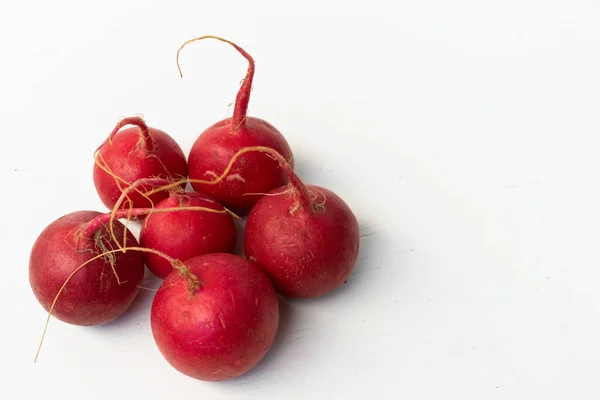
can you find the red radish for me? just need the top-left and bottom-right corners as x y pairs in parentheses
(29, 210), (145, 326)
(242, 147), (360, 298)
(107, 177), (238, 279)
(151, 253), (279, 381)
(177, 35), (293, 214)
(139, 190), (237, 279)
(93, 116), (188, 210)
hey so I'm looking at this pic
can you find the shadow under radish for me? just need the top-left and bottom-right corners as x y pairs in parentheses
(221, 296), (295, 386)
(295, 220), (392, 305)
(232, 217), (247, 257)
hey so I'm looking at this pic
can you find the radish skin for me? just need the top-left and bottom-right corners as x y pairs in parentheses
(29, 210), (145, 326)
(178, 36), (293, 214)
(93, 117), (187, 210)
(151, 253), (279, 381)
(139, 190), (237, 279)
(242, 147), (360, 298)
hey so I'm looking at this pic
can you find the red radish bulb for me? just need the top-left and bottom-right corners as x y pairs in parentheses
(177, 36), (293, 214)
(29, 210), (145, 326)
(151, 253), (279, 381)
(93, 116), (188, 210)
(139, 190), (237, 279)
(243, 147), (360, 298)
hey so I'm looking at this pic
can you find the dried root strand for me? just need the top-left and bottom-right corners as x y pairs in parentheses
(105, 177), (241, 249)
(176, 35), (255, 130)
(241, 188), (294, 197)
(93, 230), (122, 285)
(34, 246), (198, 363)
(142, 147), (295, 197)
(93, 153), (156, 216)
(140, 147), (313, 214)
(95, 116), (153, 153)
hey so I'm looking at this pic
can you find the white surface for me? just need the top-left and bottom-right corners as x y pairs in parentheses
(2, 0), (600, 398)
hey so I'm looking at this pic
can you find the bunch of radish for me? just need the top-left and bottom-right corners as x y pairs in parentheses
(29, 35), (360, 382)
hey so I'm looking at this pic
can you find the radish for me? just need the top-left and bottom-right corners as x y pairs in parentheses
(177, 35), (293, 214)
(242, 147), (360, 298)
(139, 189), (237, 279)
(107, 177), (238, 279)
(151, 253), (279, 381)
(93, 116), (188, 210)
(29, 210), (145, 326)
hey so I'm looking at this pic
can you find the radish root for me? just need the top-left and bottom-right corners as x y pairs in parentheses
(93, 153), (156, 213)
(242, 188), (294, 197)
(176, 35), (255, 131)
(96, 116), (154, 152)
(142, 146), (310, 214)
(34, 247), (198, 363)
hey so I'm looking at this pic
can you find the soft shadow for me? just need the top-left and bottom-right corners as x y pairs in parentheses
(232, 218), (247, 257)
(217, 222), (394, 386)
(294, 220), (392, 304)
(220, 296), (294, 386)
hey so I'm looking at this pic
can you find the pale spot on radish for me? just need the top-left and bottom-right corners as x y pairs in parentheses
(180, 311), (192, 324)
(229, 289), (236, 308)
(226, 173), (246, 183)
(218, 314), (227, 329)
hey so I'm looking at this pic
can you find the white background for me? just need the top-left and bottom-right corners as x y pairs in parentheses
(1, 0), (599, 398)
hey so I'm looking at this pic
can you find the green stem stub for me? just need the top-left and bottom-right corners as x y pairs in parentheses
(174, 260), (202, 295)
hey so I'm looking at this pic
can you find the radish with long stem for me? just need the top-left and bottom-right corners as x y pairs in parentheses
(93, 116), (187, 210)
(177, 35), (293, 214)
